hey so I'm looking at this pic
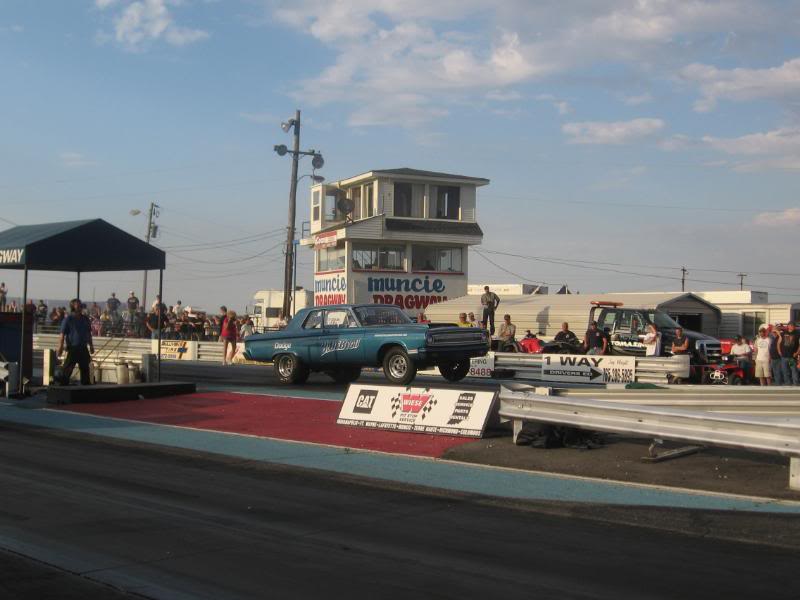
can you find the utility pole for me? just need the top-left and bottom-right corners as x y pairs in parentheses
(737, 273), (747, 290)
(681, 266), (688, 292)
(143, 202), (159, 307)
(282, 109), (301, 319)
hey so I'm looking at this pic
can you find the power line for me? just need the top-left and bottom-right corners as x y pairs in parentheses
(157, 227), (284, 250)
(164, 242), (284, 265)
(480, 248), (800, 283)
(476, 248), (800, 293)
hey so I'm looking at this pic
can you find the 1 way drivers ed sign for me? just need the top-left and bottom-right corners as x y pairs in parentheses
(541, 354), (636, 384)
(338, 384), (498, 437)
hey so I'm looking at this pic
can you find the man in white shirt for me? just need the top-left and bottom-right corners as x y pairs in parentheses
(729, 335), (752, 380)
(753, 326), (772, 386)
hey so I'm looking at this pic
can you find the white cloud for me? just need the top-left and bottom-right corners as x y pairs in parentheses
(60, 152), (97, 168)
(681, 57), (800, 112)
(754, 207), (800, 227)
(96, 0), (209, 50)
(702, 127), (800, 156)
(702, 127), (800, 171)
(562, 118), (665, 145)
(267, 0), (790, 127)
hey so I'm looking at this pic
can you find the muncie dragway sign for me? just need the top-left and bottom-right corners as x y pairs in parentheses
(541, 354), (635, 384)
(338, 384), (498, 437)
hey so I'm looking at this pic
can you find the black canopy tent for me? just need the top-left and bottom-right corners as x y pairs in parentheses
(0, 219), (167, 393)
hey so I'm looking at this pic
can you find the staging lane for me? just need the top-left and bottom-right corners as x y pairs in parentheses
(2, 422), (800, 600)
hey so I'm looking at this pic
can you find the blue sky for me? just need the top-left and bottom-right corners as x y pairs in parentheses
(2, 0), (800, 310)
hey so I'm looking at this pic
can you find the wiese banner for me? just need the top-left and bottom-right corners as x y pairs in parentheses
(338, 384), (498, 437)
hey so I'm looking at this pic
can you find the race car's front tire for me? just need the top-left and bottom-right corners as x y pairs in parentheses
(438, 361), (470, 382)
(383, 348), (416, 385)
(274, 354), (309, 385)
(328, 367), (361, 384)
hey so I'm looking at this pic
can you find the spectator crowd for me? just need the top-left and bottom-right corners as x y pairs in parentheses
(2, 287), (262, 345)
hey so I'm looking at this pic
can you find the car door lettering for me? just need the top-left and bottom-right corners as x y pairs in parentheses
(321, 338), (360, 356)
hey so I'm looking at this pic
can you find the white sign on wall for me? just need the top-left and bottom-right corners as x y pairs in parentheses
(351, 272), (467, 315)
(151, 340), (199, 361)
(338, 384), (498, 437)
(541, 354), (635, 384)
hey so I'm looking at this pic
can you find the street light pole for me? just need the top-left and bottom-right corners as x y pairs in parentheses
(282, 109), (301, 318)
(142, 202), (158, 307)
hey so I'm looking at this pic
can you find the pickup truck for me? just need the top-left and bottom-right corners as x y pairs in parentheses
(243, 304), (489, 385)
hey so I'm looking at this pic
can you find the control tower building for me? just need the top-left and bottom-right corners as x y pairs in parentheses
(302, 168), (489, 314)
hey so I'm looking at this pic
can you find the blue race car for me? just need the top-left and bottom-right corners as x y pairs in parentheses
(243, 304), (489, 385)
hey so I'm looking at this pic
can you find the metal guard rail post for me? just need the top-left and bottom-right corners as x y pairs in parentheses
(499, 386), (800, 491)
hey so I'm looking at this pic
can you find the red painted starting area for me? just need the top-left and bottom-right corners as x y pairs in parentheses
(59, 392), (475, 458)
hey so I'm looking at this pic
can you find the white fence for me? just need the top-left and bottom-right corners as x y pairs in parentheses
(33, 334), (225, 367)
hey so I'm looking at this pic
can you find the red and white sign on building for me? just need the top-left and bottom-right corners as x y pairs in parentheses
(338, 384), (497, 437)
(314, 231), (339, 250)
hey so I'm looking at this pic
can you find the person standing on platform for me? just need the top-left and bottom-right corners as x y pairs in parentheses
(0, 282), (7, 311)
(769, 325), (784, 386)
(480, 286), (501, 335)
(777, 322), (799, 386)
(106, 292), (121, 319)
(57, 299), (94, 385)
(754, 325), (773, 386)
(220, 309), (239, 365)
(642, 324), (661, 357)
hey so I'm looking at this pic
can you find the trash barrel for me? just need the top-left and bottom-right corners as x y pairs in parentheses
(127, 362), (140, 383)
(116, 362), (130, 385)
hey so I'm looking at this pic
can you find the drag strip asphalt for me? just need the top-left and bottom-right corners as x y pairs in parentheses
(1, 422), (799, 600)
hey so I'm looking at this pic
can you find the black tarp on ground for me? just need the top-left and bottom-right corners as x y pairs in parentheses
(0, 219), (165, 271)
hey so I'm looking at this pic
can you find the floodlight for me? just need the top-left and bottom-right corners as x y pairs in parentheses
(311, 153), (324, 169)
(129, 209), (142, 216)
(281, 119), (296, 133)
(312, 175), (325, 183)
(274, 144), (288, 156)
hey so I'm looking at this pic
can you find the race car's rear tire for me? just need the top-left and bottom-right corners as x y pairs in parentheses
(328, 367), (361, 384)
(383, 348), (416, 385)
(274, 354), (309, 385)
(438, 361), (470, 382)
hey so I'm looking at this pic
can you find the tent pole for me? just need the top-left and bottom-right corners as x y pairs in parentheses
(18, 267), (28, 396)
(157, 269), (163, 382)
(76, 271), (81, 299)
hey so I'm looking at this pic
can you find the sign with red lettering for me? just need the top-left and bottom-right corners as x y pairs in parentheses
(314, 231), (338, 250)
(338, 384), (498, 437)
(314, 272), (348, 306)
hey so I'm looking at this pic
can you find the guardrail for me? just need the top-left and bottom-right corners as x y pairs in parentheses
(492, 352), (690, 384)
(499, 385), (800, 491)
(551, 386), (800, 415)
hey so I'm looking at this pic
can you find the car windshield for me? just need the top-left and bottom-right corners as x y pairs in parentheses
(354, 306), (412, 326)
(647, 310), (682, 330)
